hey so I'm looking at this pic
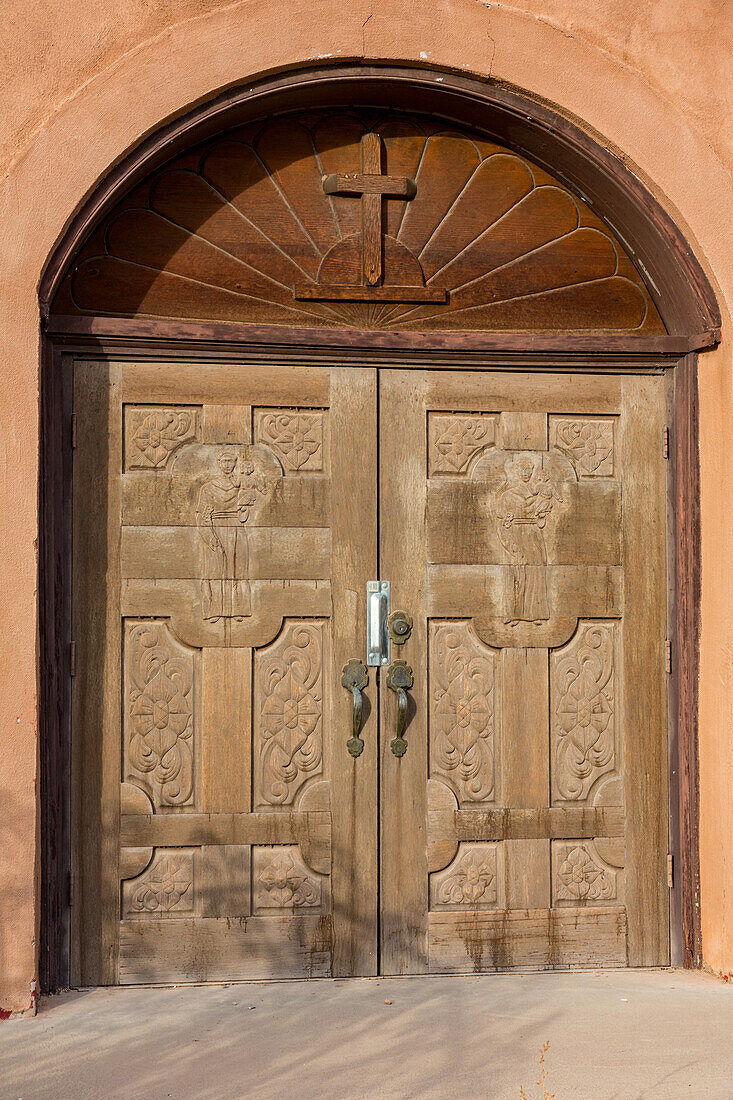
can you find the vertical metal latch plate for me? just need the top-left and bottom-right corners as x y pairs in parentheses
(367, 581), (390, 666)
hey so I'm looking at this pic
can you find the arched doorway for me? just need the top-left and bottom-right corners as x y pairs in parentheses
(40, 67), (718, 987)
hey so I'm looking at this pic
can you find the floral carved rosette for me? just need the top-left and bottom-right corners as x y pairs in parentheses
(126, 407), (197, 469)
(127, 851), (194, 915)
(551, 418), (614, 477)
(255, 848), (320, 909)
(256, 410), (324, 472)
(436, 846), (498, 906)
(429, 413), (495, 474)
(554, 844), (616, 903)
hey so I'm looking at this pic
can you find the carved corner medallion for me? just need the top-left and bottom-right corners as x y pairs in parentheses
(430, 843), (500, 910)
(428, 412), (496, 475)
(125, 406), (199, 470)
(122, 848), (196, 917)
(252, 846), (325, 913)
(254, 408), (327, 473)
(430, 621), (497, 804)
(550, 417), (615, 478)
(552, 841), (622, 907)
(124, 620), (198, 810)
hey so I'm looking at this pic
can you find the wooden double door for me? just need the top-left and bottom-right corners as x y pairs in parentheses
(72, 359), (669, 984)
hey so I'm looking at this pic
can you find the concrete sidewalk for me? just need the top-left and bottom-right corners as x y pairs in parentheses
(0, 970), (731, 1099)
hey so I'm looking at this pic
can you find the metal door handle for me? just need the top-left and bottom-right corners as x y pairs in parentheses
(386, 660), (414, 758)
(342, 659), (369, 758)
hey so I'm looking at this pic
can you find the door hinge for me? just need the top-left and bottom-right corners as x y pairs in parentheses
(665, 639), (672, 674)
(663, 425), (670, 459)
(70, 640), (76, 677)
(71, 414), (77, 449)
(69, 870), (76, 907)
(667, 853), (674, 889)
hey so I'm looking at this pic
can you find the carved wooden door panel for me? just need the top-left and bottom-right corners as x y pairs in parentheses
(71, 359), (377, 984)
(379, 369), (669, 973)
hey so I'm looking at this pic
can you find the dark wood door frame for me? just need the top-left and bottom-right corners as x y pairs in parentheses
(38, 63), (715, 988)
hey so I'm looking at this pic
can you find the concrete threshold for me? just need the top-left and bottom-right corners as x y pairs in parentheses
(0, 969), (730, 1099)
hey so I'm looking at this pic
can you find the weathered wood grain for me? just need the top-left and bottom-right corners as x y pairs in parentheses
(621, 375), (669, 966)
(119, 916), (332, 983)
(428, 908), (627, 972)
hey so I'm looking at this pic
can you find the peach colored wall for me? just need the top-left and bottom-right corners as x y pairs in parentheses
(0, 0), (731, 1014)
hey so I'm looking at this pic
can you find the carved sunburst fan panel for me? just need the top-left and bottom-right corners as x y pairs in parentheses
(52, 110), (666, 333)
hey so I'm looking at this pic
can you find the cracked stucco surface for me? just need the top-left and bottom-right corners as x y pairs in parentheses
(1, 0), (731, 172)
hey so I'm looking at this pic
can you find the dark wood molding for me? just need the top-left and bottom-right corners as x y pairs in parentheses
(672, 354), (703, 968)
(39, 346), (73, 993)
(39, 65), (720, 339)
(45, 313), (718, 357)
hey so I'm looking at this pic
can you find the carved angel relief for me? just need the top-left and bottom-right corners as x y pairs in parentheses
(125, 621), (196, 809)
(552, 621), (616, 802)
(430, 622), (497, 803)
(255, 621), (324, 807)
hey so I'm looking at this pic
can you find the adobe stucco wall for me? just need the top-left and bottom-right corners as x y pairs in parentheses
(0, 0), (731, 1014)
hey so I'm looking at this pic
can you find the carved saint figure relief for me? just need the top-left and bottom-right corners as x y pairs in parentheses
(125, 621), (196, 809)
(430, 622), (496, 803)
(495, 453), (564, 624)
(196, 449), (266, 621)
(552, 621), (616, 802)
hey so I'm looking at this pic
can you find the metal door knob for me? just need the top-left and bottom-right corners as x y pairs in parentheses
(387, 609), (413, 645)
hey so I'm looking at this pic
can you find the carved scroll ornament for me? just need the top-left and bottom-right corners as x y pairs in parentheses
(552, 621), (616, 802)
(431, 622), (496, 803)
(255, 622), (324, 807)
(125, 622), (196, 809)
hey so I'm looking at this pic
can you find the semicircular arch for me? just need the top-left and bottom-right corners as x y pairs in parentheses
(41, 66), (720, 342)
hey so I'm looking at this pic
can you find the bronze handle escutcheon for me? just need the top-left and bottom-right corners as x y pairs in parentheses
(386, 659), (414, 758)
(342, 659), (369, 758)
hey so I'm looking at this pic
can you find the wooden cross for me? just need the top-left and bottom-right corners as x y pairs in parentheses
(295, 133), (446, 303)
